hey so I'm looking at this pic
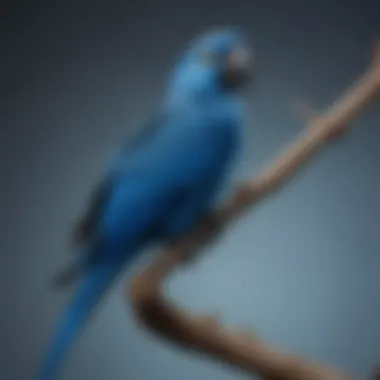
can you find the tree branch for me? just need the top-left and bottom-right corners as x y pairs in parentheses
(127, 45), (380, 380)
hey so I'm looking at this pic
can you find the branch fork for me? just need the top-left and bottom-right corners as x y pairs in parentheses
(128, 43), (380, 380)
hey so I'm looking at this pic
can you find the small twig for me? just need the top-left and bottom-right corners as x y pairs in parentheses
(127, 44), (380, 380)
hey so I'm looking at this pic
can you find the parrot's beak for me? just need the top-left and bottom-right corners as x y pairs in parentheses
(220, 46), (253, 90)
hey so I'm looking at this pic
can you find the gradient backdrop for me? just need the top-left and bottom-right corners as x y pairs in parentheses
(1, 1), (379, 379)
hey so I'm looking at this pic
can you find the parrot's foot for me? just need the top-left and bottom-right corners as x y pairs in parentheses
(180, 215), (222, 267)
(202, 213), (223, 236)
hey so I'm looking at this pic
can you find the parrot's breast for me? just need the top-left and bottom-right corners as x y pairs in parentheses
(149, 106), (242, 188)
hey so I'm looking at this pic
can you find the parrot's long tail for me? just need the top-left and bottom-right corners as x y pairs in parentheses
(37, 252), (127, 380)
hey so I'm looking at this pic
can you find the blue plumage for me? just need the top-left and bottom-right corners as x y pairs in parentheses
(37, 27), (252, 379)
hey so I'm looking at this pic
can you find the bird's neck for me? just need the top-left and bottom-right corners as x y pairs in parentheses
(165, 89), (241, 115)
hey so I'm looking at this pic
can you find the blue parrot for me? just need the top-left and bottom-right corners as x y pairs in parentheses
(37, 27), (253, 380)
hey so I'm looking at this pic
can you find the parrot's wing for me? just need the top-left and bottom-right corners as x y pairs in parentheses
(71, 178), (110, 247)
(71, 113), (165, 247)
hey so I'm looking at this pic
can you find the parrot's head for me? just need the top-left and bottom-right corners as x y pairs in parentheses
(167, 28), (253, 106)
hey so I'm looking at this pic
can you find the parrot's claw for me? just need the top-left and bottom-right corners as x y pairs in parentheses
(180, 214), (221, 266)
(203, 213), (223, 234)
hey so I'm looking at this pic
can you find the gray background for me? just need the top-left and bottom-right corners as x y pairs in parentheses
(1, 0), (379, 379)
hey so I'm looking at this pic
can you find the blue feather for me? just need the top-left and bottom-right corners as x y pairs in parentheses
(37, 27), (250, 379)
